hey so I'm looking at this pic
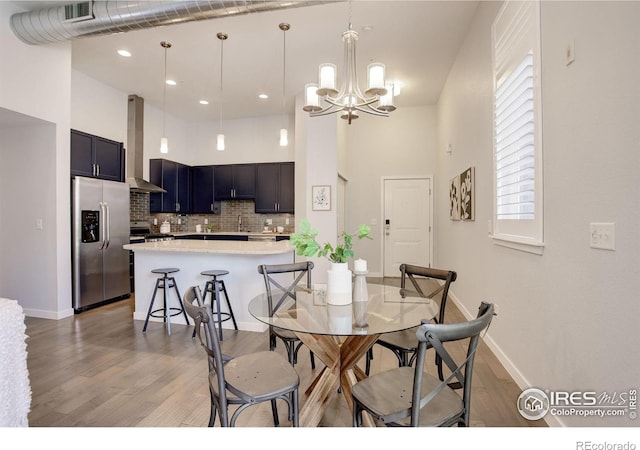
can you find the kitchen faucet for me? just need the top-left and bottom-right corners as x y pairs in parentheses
(237, 215), (242, 232)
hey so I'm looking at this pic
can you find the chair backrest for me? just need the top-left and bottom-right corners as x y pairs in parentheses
(257, 261), (314, 316)
(400, 264), (457, 324)
(183, 285), (227, 396)
(410, 301), (495, 426)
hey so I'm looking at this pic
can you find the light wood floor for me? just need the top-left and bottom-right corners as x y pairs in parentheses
(24, 280), (545, 428)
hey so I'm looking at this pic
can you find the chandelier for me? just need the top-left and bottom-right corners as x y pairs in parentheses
(302, 16), (396, 124)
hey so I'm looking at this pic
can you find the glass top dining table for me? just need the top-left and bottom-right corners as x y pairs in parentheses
(248, 282), (439, 337)
(248, 282), (439, 427)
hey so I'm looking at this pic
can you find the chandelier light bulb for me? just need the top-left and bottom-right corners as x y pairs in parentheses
(317, 64), (338, 96)
(303, 84), (321, 112)
(378, 83), (397, 112)
(366, 63), (387, 96)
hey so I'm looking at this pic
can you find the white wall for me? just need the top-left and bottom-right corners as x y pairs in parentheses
(437, 1), (640, 426)
(0, 3), (72, 318)
(183, 114), (295, 166)
(71, 70), (128, 143)
(0, 120), (57, 315)
(345, 106), (438, 276)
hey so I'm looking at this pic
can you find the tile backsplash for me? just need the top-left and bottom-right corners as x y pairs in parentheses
(130, 192), (294, 234)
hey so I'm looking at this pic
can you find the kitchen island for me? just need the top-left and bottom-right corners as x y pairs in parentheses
(124, 239), (295, 332)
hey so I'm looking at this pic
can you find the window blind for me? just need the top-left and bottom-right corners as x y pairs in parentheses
(492, 0), (543, 251)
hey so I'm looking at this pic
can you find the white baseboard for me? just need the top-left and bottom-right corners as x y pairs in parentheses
(448, 288), (562, 427)
(23, 307), (74, 320)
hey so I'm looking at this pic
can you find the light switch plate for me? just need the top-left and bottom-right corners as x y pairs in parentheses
(590, 222), (615, 250)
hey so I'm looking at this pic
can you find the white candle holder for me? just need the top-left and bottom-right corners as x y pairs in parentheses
(353, 270), (368, 303)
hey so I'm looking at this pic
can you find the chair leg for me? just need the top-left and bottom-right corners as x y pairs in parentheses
(353, 400), (362, 427)
(163, 276), (171, 335)
(365, 347), (373, 375)
(143, 278), (162, 333)
(171, 277), (190, 326)
(287, 341), (296, 366)
(208, 389), (217, 427)
(213, 280), (224, 341)
(292, 389), (299, 427)
(270, 399), (280, 426)
(219, 280), (238, 330)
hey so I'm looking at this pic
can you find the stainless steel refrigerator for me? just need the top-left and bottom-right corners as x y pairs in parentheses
(72, 176), (131, 312)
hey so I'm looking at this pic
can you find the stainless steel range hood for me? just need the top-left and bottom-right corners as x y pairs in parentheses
(126, 94), (166, 193)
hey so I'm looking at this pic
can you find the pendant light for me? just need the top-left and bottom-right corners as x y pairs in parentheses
(279, 23), (289, 147)
(216, 32), (228, 151)
(160, 41), (171, 153)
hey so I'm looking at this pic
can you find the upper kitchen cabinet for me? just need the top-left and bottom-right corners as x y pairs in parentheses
(191, 165), (220, 214)
(255, 162), (294, 214)
(214, 164), (256, 200)
(149, 158), (191, 213)
(70, 129), (125, 182)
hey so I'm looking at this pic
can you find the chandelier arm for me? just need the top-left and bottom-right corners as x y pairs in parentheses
(353, 105), (390, 117)
(312, 100), (344, 115)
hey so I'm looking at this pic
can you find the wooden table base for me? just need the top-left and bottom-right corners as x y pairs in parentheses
(295, 332), (380, 427)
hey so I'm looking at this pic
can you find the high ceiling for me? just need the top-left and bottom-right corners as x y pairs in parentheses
(10, 1), (479, 121)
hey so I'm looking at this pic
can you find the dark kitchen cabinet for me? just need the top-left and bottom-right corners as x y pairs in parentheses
(71, 129), (124, 182)
(255, 162), (295, 214)
(191, 165), (220, 213)
(149, 158), (191, 213)
(214, 164), (255, 200)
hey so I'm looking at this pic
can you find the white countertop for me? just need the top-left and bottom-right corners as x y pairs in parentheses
(124, 239), (294, 255)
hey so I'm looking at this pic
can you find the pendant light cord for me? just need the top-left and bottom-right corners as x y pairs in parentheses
(219, 39), (223, 131)
(162, 43), (168, 135)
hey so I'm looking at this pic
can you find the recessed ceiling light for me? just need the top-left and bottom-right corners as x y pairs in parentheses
(258, 94), (269, 100)
(199, 100), (209, 105)
(117, 49), (131, 57)
(166, 79), (177, 86)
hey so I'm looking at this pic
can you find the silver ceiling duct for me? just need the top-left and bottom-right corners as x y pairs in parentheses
(10, 0), (337, 45)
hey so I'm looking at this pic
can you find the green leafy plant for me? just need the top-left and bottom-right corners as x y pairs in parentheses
(290, 218), (371, 264)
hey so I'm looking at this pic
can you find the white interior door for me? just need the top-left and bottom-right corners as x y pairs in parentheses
(383, 178), (432, 276)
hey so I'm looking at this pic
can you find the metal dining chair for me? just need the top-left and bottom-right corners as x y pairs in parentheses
(184, 285), (300, 427)
(257, 262), (316, 369)
(353, 301), (496, 427)
(365, 264), (457, 379)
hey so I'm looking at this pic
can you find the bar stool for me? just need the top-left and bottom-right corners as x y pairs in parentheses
(197, 269), (238, 341)
(143, 268), (189, 336)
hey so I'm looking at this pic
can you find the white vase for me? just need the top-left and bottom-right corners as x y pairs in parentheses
(327, 304), (353, 334)
(326, 262), (352, 305)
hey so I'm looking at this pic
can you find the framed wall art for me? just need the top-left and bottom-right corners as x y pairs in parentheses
(460, 166), (475, 221)
(449, 166), (475, 221)
(449, 176), (461, 221)
(312, 185), (331, 211)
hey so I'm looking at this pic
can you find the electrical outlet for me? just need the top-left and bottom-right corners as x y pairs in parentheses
(204, 218), (208, 225)
(266, 219), (272, 225)
(285, 218), (289, 225)
(36, 219), (43, 230)
(590, 223), (615, 250)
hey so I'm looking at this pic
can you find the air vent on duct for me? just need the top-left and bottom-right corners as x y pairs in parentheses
(63, 2), (94, 23)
